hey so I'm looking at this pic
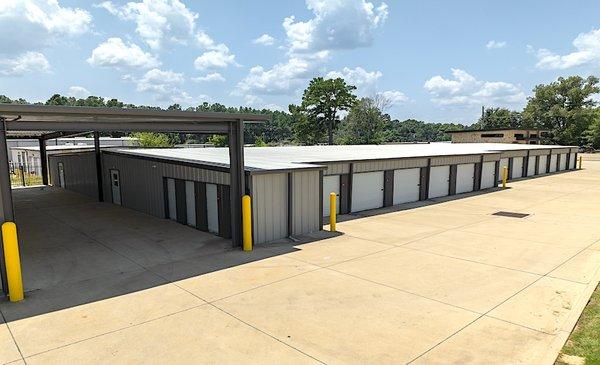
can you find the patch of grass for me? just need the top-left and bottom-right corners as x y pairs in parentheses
(558, 283), (600, 365)
(10, 173), (43, 187)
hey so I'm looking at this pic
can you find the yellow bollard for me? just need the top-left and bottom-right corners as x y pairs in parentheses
(1, 222), (24, 302)
(579, 156), (583, 169)
(329, 192), (337, 232)
(241, 195), (253, 251)
(502, 166), (508, 189)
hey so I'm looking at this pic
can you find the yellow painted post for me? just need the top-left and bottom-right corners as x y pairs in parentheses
(329, 192), (337, 232)
(1, 222), (23, 302)
(502, 166), (508, 189)
(241, 195), (252, 252)
(579, 156), (583, 169)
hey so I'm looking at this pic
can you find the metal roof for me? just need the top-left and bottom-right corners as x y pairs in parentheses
(109, 142), (578, 173)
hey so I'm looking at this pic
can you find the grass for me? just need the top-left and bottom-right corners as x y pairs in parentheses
(10, 173), (43, 187)
(557, 283), (600, 365)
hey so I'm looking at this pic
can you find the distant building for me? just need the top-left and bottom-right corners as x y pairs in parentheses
(447, 129), (551, 144)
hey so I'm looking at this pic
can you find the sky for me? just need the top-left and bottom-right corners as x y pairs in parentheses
(1, 0), (600, 125)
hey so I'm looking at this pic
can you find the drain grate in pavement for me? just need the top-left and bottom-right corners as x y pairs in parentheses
(492, 211), (530, 218)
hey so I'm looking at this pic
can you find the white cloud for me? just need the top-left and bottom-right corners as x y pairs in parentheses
(377, 90), (408, 105)
(283, 0), (388, 53)
(253, 34), (275, 46)
(194, 45), (237, 70)
(0, 0), (92, 54)
(126, 68), (199, 104)
(486, 40), (507, 49)
(87, 37), (160, 69)
(534, 28), (600, 70)
(97, 0), (197, 50)
(0, 52), (50, 76)
(424, 68), (525, 106)
(68, 86), (91, 98)
(326, 66), (382, 88)
(191, 72), (225, 82)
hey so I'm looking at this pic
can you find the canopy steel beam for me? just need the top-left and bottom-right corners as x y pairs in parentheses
(6, 121), (231, 133)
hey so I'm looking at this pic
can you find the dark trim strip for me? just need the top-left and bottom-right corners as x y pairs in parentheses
(383, 170), (394, 207)
(318, 170), (323, 230)
(508, 157), (514, 180)
(448, 165), (457, 195)
(287, 172), (293, 236)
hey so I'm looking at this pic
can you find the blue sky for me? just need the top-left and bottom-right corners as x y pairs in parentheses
(1, 0), (600, 124)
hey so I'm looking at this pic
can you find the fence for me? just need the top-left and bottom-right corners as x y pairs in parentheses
(9, 162), (44, 187)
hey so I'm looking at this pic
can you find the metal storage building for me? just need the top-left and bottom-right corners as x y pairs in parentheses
(48, 142), (579, 245)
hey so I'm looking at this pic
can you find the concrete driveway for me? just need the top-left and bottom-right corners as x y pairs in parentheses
(1, 162), (599, 364)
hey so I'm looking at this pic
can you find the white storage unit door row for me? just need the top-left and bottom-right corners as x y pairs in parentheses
(511, 157), (524, 179)
(322, 175), (340, 216)
(481, 162), (496, 189)
(393, 168), (420, 205)
(538, 155), (548, 174)
(498, 158), (509, 182)
(351, 171), (384, 212)
(559, 154), (568, 170)
(569, 153), (576, 169)
(549, 155), (558, 172)
(428, 165), (450, 198)
(527, 156), (536, 176)
(455, 163), (475, 194)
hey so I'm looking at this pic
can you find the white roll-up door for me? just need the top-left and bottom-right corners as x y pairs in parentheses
(351, 171), (384, 212)
(185, 181), (196, 226)
(428, 166), (450, 198)
(569, 153), (576, 169)
(538, 155), (548, 174)
(456, 164), (475, 194)
(481, 162), (496, 189)
(512, 157), (524, 179)
(323, 175), (340, 217)
(527, 156), (536, 176)
(549, 155), (557, 172)
(498, 158), (509, 182)
(167, 178), (176, 221)
(393, 168), (420, 205)
(206, 183), (219, 234)
(559, 154), (567, 170)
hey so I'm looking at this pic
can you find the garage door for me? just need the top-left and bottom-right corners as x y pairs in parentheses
(498, 158), (509, 182)
(549, 155), (557, 172)
(323, 175), (340, 217)
(393, 168), (420, 205)
(569, 153), (576, 169)
(526, 156), (536, 176)
(481, 162), (496, 189)
(559, 154), (567, 170)
(456, 164), (475, 194)
(428, 166), (450, 198)
(512, 157), (524, 179)
(351, 171), (384, 212)
(538, 155), (548, 174)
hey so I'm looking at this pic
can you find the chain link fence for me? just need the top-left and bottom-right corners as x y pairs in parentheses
(9, 162), (44, 187)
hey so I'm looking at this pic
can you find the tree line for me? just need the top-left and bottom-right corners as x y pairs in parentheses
(1, 74), (598, 148)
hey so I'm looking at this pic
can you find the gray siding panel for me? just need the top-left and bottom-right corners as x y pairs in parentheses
(251, 173), (288, 244)
(499, 150), (528, 158)
(430, 155), (481, 166)
(324, 163), (350, 175)
(48, 152), (98, 198)
(482, 153), (501, 162)
(528, 149), (551, 156)
(353, 158), (428, 173)
(291, 170), (320, 236)
(102, 153), (230, 218)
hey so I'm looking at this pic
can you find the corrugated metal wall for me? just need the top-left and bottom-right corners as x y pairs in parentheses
(430, 155), (481, 166)
(102, 153), (229, 218)
(482, 153), (501, 162)
(251, 173), (288, 244)
(354, 158), (428, 173)
(528, 149), (550, 156)
(48, 152), (98, 198)
(499, 150), (528, 158)
(323, 163), (350, 175)
(291, 170), (320, 236)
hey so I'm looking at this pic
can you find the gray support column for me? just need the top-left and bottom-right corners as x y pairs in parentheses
(39, 138), (48, 185)
(93, 132), (104, 202)
(0, 119), (13, 293)
(228, 119), (245, 248)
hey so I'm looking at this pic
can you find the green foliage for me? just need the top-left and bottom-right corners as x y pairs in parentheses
(523, 76), (599, 145)
(559, 284), (600, 364)
(385, 119), (467, 142)
(340, 97), (390, 145)
(295, 77), (358, 145)
(132, 132), (172, 147)
(290, 103), (325, 145)
(254, 136), (267, 147)
(584, 110), (600, 149)
(207, 134), (228, 147)
(474, 107), (523, 129)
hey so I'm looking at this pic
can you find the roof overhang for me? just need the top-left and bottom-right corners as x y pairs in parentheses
(0, 104), (269, 137)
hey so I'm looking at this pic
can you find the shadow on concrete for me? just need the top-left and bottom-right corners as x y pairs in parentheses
(0, 187), (339, 323)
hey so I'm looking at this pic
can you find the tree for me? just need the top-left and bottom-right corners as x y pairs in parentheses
(523, 76), (599, 145)
(132, 132), (172, 147)
(290, 104), (325, 145)
(297, 77), (357, 145)
(207, 134), (228, 147)
(475, 107), (523, 129)
(584, 109), (600, 149)
(340, 96), (390, 145)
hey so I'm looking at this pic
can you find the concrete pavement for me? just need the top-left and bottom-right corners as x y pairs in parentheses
(1, 160), (599, 364)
